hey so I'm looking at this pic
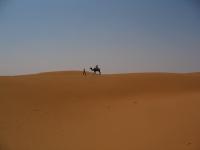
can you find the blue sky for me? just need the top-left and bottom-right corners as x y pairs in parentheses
(0, 0), (200, 75)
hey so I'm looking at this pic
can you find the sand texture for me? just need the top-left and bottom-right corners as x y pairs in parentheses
(0, 71), (200, 150)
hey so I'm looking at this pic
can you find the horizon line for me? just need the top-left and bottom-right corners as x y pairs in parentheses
(1, 70), (200, 77)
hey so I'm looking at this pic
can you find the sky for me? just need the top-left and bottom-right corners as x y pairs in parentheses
(0, 0), (200, 75)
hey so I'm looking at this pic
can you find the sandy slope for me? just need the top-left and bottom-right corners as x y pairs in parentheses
(0, 71), (200, 150)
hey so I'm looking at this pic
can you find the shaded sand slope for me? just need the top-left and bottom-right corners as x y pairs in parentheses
(0, 71), (200, 150)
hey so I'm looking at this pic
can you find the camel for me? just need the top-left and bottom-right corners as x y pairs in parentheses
(90, 66), (101, 75)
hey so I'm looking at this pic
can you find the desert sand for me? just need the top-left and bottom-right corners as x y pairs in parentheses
(0, 71), (200, 150)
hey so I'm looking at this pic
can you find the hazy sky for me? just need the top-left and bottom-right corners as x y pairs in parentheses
(0, 0), (200, 75)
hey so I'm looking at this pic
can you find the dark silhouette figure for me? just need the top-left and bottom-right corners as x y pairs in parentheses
(90, 65), (101, 75)
(83, 68), (87, 76)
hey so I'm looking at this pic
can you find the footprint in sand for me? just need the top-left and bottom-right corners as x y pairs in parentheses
(32, 108), (41, 112)
(133, 100), (138, 104)
(127, 98), (138, 104)
(105, 105), (111, 111)
(186, 141), (192, 146)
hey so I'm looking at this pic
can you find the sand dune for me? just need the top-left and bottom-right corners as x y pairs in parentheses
(0, 71), (200, 150)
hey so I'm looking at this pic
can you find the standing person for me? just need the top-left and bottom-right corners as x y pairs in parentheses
(83, 68), (87, 76)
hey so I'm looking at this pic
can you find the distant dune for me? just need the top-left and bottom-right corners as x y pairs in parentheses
(0, 71), (200, 150)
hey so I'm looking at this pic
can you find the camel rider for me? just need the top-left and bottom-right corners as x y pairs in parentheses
(95, 65), (99, 69)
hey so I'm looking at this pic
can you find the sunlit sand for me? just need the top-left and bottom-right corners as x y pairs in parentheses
(0, 71), (200, 150)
